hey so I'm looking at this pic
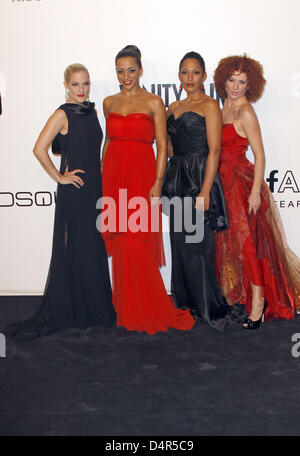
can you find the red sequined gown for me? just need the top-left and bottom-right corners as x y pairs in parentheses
(101, 112), (195, 334)
(215, 123), (300, 320)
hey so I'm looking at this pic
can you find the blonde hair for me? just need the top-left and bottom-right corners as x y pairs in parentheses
(64, 63), (90, 83)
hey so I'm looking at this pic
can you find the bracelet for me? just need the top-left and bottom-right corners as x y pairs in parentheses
(156, 176), (163, 181)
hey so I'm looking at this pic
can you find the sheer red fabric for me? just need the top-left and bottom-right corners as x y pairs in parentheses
(101, 113), (195, 334)
(215, 124), (300, 320)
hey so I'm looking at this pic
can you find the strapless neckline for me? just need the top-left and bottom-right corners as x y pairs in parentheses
(108, 112), (154, 122)
(170, 111), (205, 122)
(163, 108), (228, 232)
(106, 110), (155, 144)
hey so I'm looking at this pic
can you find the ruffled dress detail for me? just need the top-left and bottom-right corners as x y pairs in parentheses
(215, 123), (300, 320)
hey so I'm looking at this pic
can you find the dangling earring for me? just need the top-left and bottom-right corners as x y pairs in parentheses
(65, 89), (69, 102)
(179, 84), (183, 91)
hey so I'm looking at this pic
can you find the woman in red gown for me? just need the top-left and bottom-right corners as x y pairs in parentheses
(214, 54), (300, 329)
(100, 45), (195, 335)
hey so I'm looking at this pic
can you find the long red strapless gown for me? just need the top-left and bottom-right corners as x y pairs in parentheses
(101, 112), (195, 334)
(215, 124), (300, 320)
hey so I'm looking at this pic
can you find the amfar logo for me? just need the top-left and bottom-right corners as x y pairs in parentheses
(267, 171), (299, 194)
(267, 170), (300, 209)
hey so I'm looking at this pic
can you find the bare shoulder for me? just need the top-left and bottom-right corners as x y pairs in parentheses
(167, 100), (181, 117)
(103, 94), (119, 115)
(202, 95), (220, 114)
(103, 94), (116, 108)
(53, 108), (67, 119)
(146, 92), (166, 115)
(48, 108), (67, 126)
(239, 102), (256, 118)
(238, 103), (258, 126)
(146, 92), (165, 107)
(36, 108), (67, 141)
(200, 96), (221, 122)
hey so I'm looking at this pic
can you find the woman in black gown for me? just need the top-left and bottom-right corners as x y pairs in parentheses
(6, 63), (116, 341)
(162, 52), (246, 331)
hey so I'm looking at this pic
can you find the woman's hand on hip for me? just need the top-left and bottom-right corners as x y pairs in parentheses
(58, 165), (85, 188)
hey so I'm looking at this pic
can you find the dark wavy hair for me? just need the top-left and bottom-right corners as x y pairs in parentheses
(179, 51), (206, 74)
(214, 54), (266, 102)
(115, 45), (142, 68)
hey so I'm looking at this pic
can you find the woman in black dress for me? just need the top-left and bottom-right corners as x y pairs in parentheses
(6, 63), (116, 340)
(162, 52), (246, 331)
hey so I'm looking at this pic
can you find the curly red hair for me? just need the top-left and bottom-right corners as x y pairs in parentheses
(214, 54), (266, 102)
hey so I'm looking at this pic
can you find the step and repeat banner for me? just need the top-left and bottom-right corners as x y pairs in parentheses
(1, 0), (300, 294)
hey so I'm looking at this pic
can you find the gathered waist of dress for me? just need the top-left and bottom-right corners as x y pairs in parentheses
(219, 154), (254, 171)
(109, 136), (153, 144)
(173, 151), (208, 159)
(219, 150), (247, 162)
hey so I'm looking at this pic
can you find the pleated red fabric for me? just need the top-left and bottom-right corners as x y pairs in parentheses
(101, 113), (195, 334)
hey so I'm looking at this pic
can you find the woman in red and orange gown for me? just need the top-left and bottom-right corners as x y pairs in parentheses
(214, 54), (300, 329)
(100, 45), (195, 335)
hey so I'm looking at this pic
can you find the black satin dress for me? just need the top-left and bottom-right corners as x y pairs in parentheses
(162, 111), (246, 331)
(6, 102), (116, 341)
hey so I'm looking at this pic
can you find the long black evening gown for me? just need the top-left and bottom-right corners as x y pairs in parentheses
(6, 102), (116, 341)
(162, 111), (247, 331)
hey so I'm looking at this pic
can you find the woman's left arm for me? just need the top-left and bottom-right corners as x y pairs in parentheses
(241, 108), (265, 215)
(196, 100), (222, 211)
(149, 96), (167, 202)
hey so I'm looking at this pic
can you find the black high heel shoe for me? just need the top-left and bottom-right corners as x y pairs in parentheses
(243, 299), (268, 330)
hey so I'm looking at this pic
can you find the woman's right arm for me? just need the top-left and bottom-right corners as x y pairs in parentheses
(240, 107), (265, 215)
(101, 97), (112, 165)
(167, 136), (173, 158)
(101, 135), (110, 165)
(195, 99), (222, 211)
(166, 104), (177, 158)
(33, 110), (84, 188)
(166, 101), (181, 158)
